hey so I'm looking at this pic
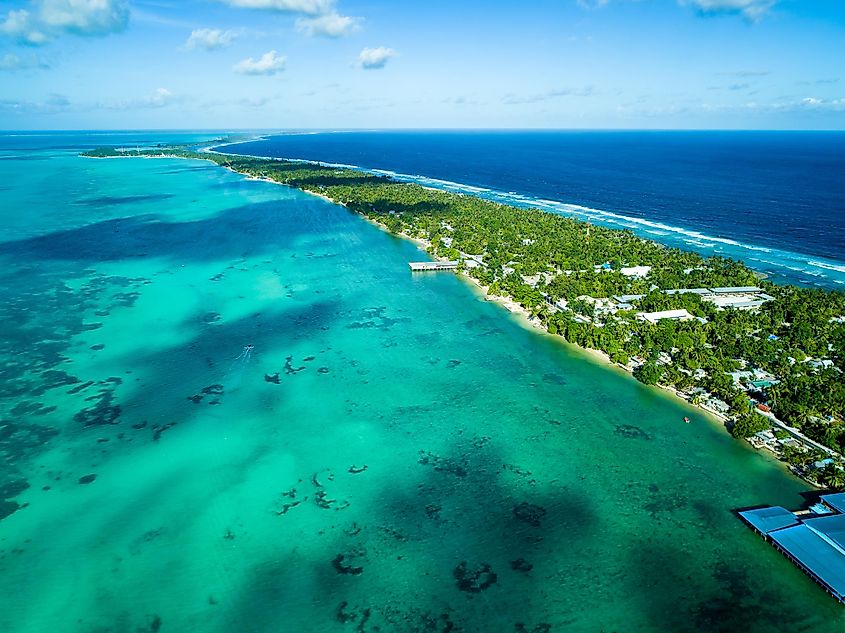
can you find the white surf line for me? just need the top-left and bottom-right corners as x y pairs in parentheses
(208, 147), (845, 287)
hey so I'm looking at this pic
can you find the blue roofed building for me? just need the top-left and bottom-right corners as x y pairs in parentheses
(739, 506), (799, 535)
(739, 493), (845, 604)
(822, 493), (845, 514)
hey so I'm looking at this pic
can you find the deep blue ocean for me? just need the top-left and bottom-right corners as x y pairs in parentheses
(224, 131), (845, 288)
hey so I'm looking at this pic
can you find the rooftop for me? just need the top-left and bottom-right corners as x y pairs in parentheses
(823, 493), (845, 514)
(664, 288), (712, 295)
(739, 506), (799, 535)
(710, 286), (762, 294)
(614, 294), (645, 303)
(620, 265), (652, 278)
(770, 521), (845, 602)
(636, 309), (694, 324)
(740, 497), (845, 604)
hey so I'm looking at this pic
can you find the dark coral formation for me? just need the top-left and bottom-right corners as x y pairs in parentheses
(67, 380), (94, 395)
(614, 424), (651, 440)
(513, 502), (547, 527)
(276, 499), (303, 516)
(345, 306), (409, 331)
(510, 558), (533, 572)
(418, 450), (467, 477)
(502, 463), (532, 478)
(377, 525), (407, 542)
(315, 490), (349, 511)
(151, 422), (177, 442)
(73, 380), (122, 427)
(37, 370), (80, 394)
(10, 400), (56, 416)
(453, 561), (497, 593)
(336, 601), (371, 626)
(0, 479), (30, 520)
(515, 624), (551, 633)
(0, 420), (58, 457)
(425, 504), (442, 520)
(311, 470), (334, 488)
(284, 356), (306, 375)
(332, 553), (364, 575)
(187, 384), (225, 404)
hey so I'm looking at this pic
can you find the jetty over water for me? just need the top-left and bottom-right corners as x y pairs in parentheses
(409, 261), (458, 271)
(739, 493), (845, 604)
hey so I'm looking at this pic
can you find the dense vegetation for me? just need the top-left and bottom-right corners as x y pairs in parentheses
(83, 147), (845, 486)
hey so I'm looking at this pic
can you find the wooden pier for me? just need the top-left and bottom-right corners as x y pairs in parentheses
(409, 261), (459, 271)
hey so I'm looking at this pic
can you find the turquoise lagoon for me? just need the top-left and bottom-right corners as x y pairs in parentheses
(0, 134), (842, 633)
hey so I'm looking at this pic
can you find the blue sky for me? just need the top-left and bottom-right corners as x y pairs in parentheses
(1, 0), (844, 129)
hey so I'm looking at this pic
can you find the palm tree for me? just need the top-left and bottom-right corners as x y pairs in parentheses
(820, 464), (845, 491)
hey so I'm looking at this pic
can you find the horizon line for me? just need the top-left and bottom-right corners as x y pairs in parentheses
(2, 127), (845, 134)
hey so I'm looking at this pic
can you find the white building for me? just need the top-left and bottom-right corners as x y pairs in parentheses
(636, 309), (695, 324)
(620, 265), (652, 278)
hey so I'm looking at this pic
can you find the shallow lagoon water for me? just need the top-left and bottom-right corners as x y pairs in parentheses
(1, 135), (843, 632)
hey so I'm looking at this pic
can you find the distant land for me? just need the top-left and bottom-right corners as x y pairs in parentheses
(227, 130), (845, 288)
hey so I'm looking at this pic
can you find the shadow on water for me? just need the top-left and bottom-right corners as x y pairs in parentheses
(110, 297), (343, 428)
(73, 194), (174, 208)
(623, 539), (824, 633)
(0, 199), (322, 263)
(221, 438), (597, 633)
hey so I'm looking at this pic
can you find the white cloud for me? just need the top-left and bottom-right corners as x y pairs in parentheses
(358, 46), (394, 70)
(220, 0), (334, 15)
(0, 10), (49, 45)
(185, 28), (239, 50)
(234, 50), (287, 75)
(503, 87), (596, 105)
(0, 0), (129, 45)
(296, 11), (360, 37)
(0, 52), (49, 70)
(799, 97), (845, 110)
(39, 0), (129, 34)
(579, 0), (779, 20)
(0, 92), (69, 113)
(683, 0), (778, 20)
(106, 87), (176, 110)
(145, 87), (173, 107)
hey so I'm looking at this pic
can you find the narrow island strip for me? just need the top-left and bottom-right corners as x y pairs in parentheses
(82, 145), (845, 490)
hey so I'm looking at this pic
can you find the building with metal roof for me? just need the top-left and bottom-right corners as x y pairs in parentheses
(823, 493), (845, 514)
(739, 495), (845, 604)
(710, 286), (762, 294)
(769, 517), (845, 603)
(636, 309), (695, 324)
(664, 288), (712, 296)
(613, 294), (645, 303)
(739, 506), (799, 535)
